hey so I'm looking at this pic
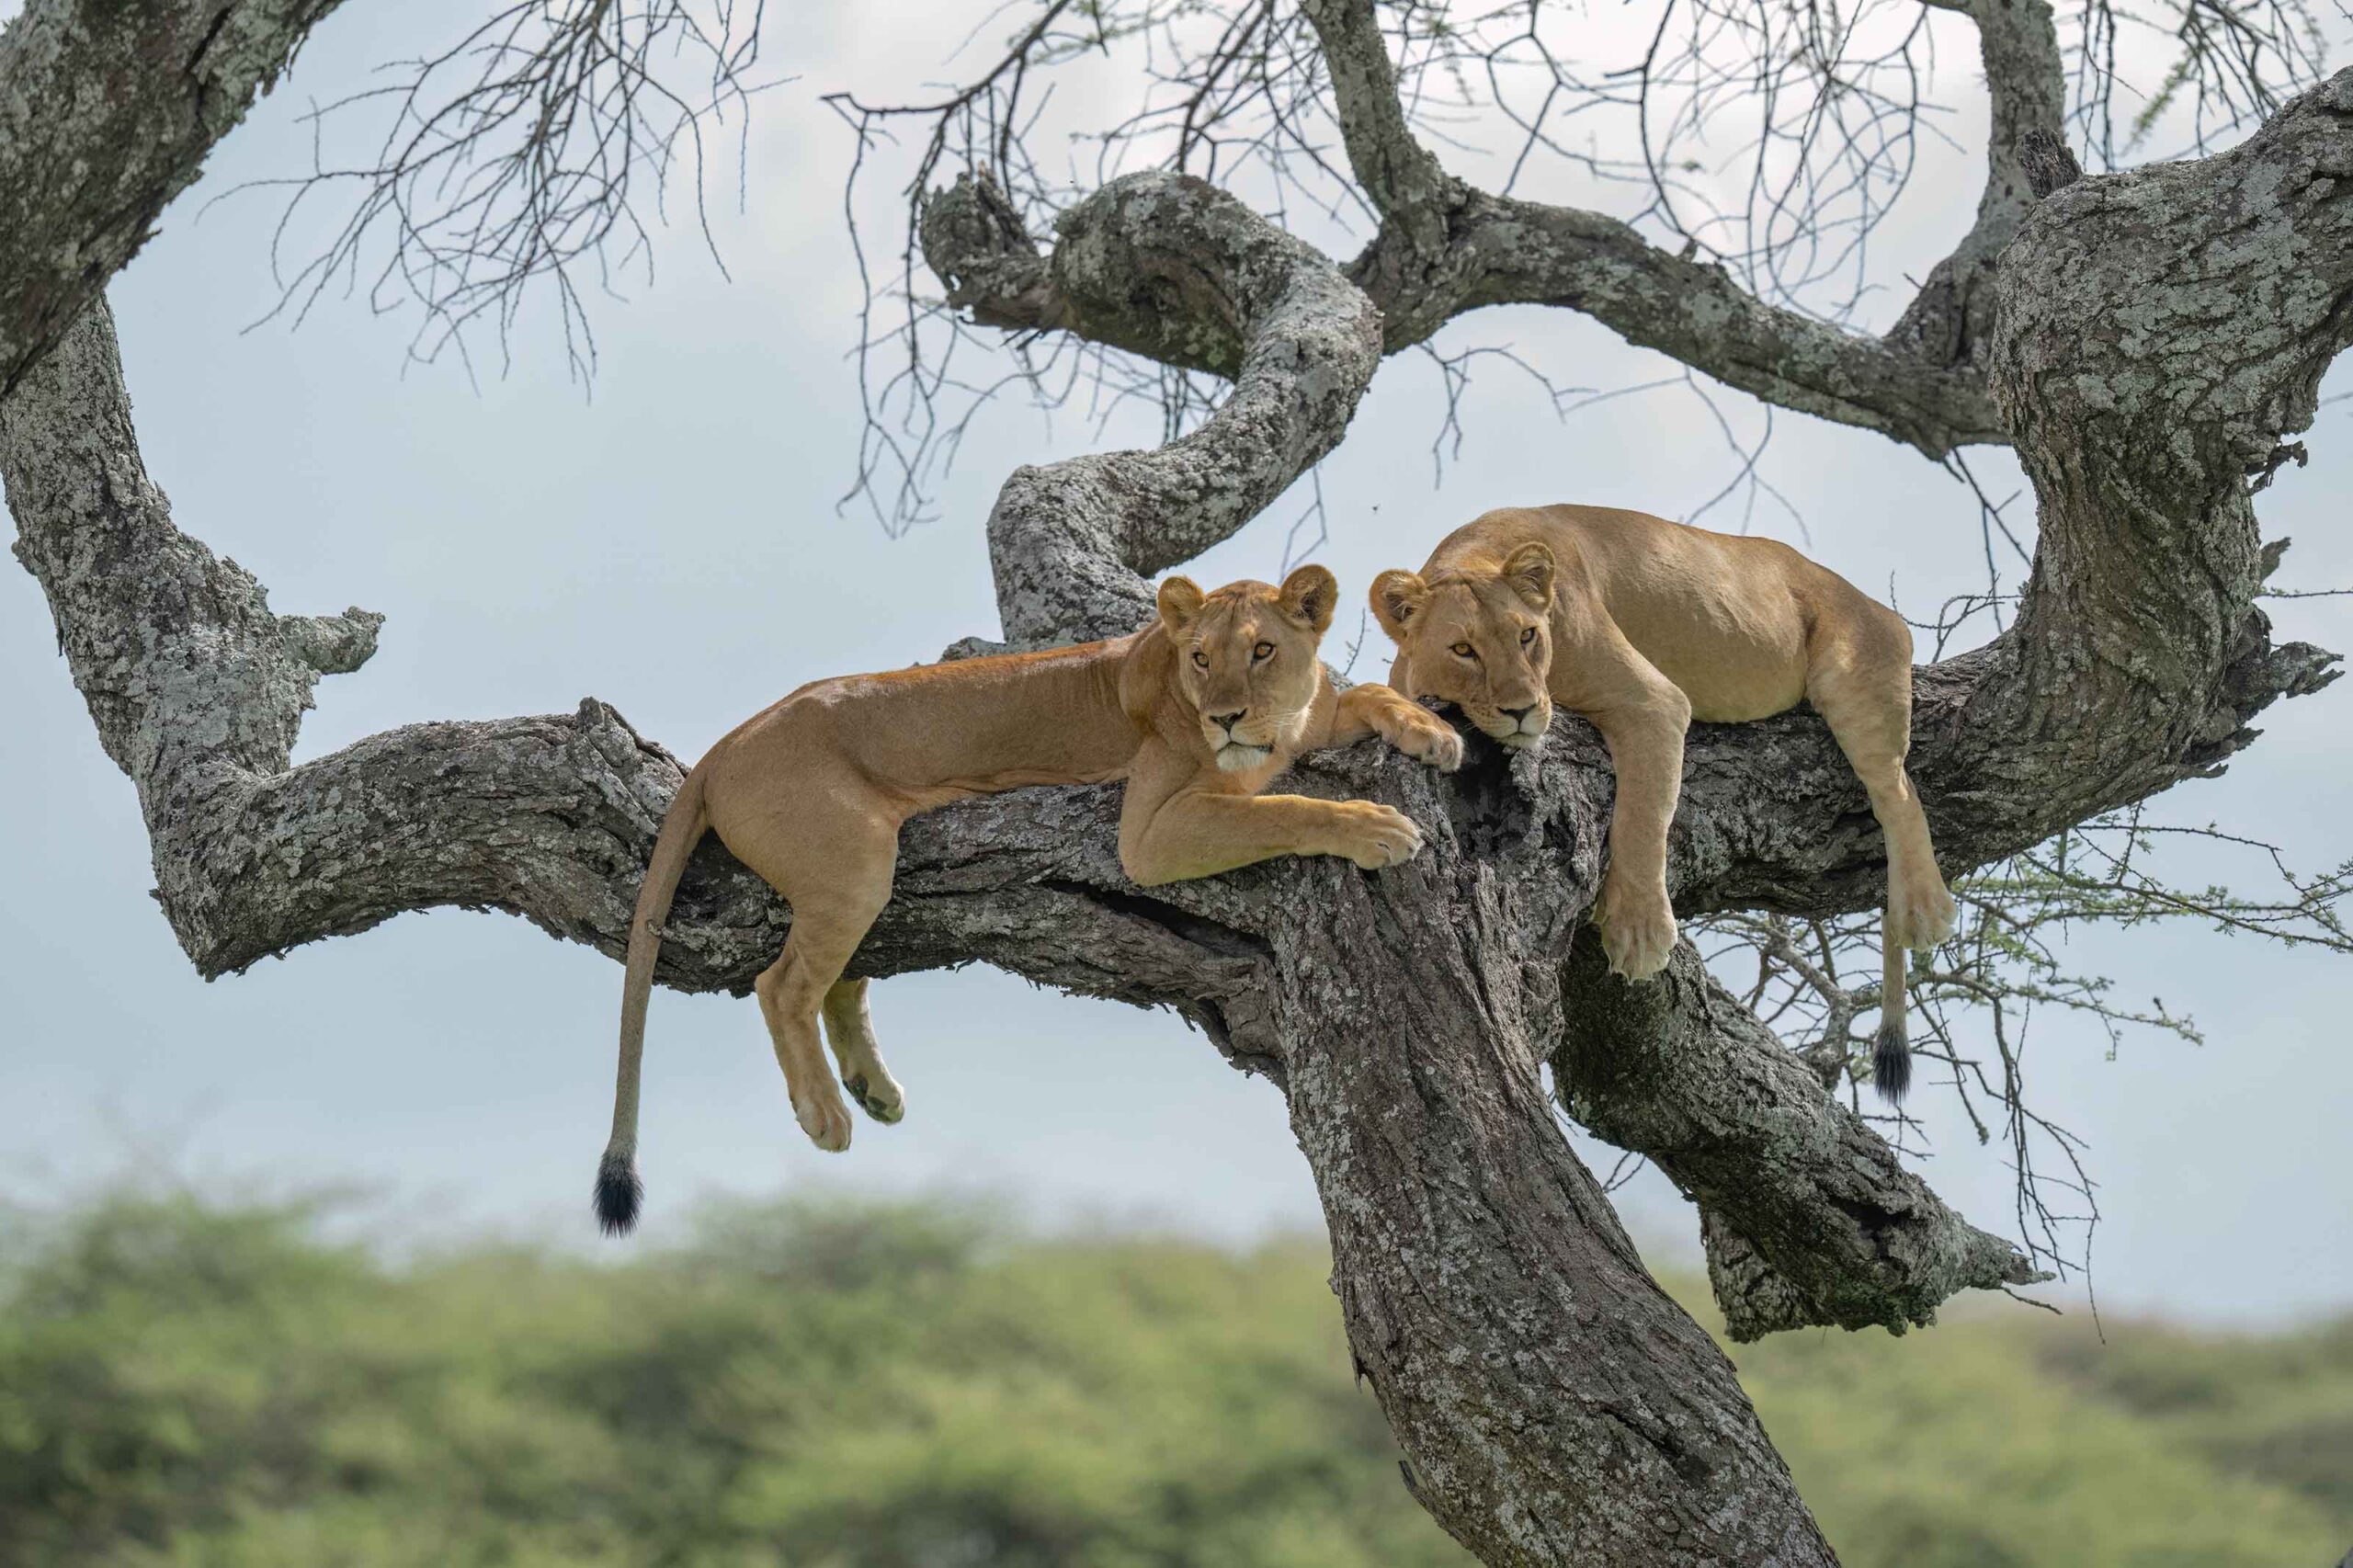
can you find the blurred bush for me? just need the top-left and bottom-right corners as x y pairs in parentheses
(0, 1190), (2345, 1567)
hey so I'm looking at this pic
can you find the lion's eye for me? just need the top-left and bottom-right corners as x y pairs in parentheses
(1520, 626), (1538, 647)
(1191, 651), (1210, 668)
(1252, 642), (1275, 662)
(1450, 642), (1476, 660)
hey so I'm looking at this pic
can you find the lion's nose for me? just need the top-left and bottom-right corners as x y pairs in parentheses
(1500, 704), (1539, 724)
(1209, 709), (1247, 730)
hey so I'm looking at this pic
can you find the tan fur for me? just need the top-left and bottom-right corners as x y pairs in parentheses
(600, 566), (1462, 1216)
(1371, 505), (1957, 1086)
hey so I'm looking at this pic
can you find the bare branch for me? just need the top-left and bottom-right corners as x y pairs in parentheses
(923, 168), (1383, 644)
(1886, 0), (2071, 367)
(238, 0), (775, 381)
(1302, 0), (2007, 458)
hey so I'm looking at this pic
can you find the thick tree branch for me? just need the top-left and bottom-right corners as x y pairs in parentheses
(920, 3), (2011, 461)
(0, 0), (349, 396)
(1553, 930), (2040, 1342)
(0, 301), (1275, 1015)
(924, 168), (1381, 645)
(1, 297), (381, 824)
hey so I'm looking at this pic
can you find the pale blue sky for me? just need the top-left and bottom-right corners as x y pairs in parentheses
(2, 0), (2347, 1325)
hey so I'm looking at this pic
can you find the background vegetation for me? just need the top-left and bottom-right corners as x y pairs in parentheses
(1, 1191), (2345, 1567)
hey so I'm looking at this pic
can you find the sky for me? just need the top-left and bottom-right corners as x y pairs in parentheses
(2, 0), (2348, 1327)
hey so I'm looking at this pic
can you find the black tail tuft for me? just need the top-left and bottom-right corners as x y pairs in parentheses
(1872, 1017), (1912, 1103)
(594, 1153), (643, 1236)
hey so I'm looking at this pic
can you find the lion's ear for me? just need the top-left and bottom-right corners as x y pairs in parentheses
(1157, 575), (1207, 631)
(1370, 570), (1428, 642)
(1501, 541), (1556, 611)
(1278, 563), (1338, 636)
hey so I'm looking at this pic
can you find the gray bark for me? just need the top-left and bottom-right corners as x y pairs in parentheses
(1311, 0), (2018, 458)
(924, 168), (1382, 646)
(1555, 930), (2037, 1342)
(0, 0), (350, 396)
(1886, 0), (2069, 368)
(8, 10), (2353, 1566)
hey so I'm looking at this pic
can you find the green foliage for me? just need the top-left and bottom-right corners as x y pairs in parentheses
(1727, 1306), (2352, 1568)
(2, 1191), (2347, 1568)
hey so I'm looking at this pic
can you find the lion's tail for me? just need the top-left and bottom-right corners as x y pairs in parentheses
(1871, 919), (1912, 1103)
(596, 765), (710, 1236)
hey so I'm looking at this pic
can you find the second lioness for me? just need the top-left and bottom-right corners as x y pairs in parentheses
(596, 565), (1462, 1233)
(1370, 504), (1957, 1099)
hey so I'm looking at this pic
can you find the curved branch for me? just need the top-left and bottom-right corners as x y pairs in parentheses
(1300, 0), (2011, 458)
(924, 168), (1381, 645)
(0, 0), (349, 395)
(0, 297), (381, 802)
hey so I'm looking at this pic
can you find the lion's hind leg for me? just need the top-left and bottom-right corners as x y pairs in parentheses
(727, 808), (900, 1154)
(823, 978), (906, 1125)
(1808, 611), (1957, 1102)
(1805, 615), (1956, 950)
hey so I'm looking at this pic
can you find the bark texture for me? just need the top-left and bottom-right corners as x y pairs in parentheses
(1555, 930), (2035, 1342)
(0, 0), (349, 395)
(924, 168), (1382, 645)
(10, 10), (2353, 1567)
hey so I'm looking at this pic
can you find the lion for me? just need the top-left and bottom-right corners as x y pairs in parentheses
(1370, 505), (1957, 1101)
(595, 564), (1464, 1233)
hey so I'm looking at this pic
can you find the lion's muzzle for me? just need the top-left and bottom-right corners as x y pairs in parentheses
(1479, 699), (1552, 749)
(1204, 709), (1280, 771)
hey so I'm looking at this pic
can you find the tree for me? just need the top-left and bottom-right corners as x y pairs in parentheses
(3, 0), (2347, 1562)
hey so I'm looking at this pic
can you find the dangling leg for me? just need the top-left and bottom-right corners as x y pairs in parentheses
(1809, 610), (1957, 1102)
(823, 978), (905, 1124)
(728, 809), (900, 1153)
(1807, 617), (1956, 953)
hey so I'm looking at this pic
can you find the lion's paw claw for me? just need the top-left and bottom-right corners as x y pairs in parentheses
(1341, 803), (1425, 869)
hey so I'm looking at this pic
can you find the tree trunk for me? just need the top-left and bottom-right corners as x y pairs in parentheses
(1273, 870), (1837, 1563)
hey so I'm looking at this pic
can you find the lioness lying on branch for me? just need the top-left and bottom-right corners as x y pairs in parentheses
(596, 565), (1463, 1233)
(1372, 505), (1958, 1101)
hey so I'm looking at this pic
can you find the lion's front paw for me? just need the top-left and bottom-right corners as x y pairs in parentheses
(794, 1087), (856, 1152)
(1596, 881), (1677, 980)
(1334, 801), (1425, 869)
(1394, 718), (1464, 774)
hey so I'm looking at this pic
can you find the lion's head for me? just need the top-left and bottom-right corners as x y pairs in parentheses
(1369, 542), (1555, 750)
(1157, 564), (1336, 773)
